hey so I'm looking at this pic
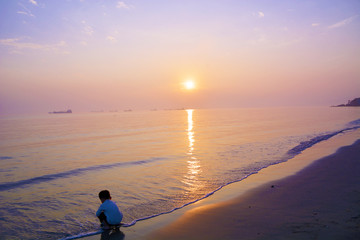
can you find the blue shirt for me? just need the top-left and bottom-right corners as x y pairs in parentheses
(96, 199), (123, 225)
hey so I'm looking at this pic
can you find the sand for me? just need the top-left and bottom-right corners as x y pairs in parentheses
(147, 139), (360, 240)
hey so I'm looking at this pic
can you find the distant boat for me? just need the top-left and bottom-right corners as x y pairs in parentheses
(49, 109), (72, 114)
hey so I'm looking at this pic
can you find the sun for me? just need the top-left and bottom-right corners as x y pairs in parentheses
(183, 79), (196, 90)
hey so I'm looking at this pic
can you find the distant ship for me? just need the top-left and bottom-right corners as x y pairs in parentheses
(49, 109), (72, 114)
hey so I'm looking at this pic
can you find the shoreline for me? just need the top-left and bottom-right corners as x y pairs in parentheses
(82, 130), (360, 240)
(148, 135), (360, 239)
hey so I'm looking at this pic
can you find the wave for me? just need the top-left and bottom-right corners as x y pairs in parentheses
(114, 122), (360, 228)
(59, 119), (360, 240)
(60, 230), (102, 240)
(347, 118), (360, 127)
(0, 157), (166, 192)
(110, 121), (360, 227)
(287, 125), (360, 157)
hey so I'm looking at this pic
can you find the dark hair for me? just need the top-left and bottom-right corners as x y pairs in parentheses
(99, 190), (111, 200)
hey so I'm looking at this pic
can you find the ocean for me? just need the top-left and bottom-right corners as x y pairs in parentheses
(0, 107), (359, 239)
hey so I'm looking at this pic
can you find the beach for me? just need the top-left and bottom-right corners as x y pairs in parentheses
(147, 138), (360, 240)
(2, 1), (360, 239)
(79, 130), (360, 240)
(1, 109), (359, 239)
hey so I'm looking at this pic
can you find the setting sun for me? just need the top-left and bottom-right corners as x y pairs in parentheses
(184, 80), (196, 90)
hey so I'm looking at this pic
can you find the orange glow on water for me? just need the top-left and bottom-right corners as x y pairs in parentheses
(184, 109), (201, 187)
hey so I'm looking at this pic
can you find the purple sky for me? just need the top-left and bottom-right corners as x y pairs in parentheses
(1, 0), (359, 113)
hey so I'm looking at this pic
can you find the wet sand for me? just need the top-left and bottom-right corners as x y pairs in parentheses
(148, 139), (360, 240)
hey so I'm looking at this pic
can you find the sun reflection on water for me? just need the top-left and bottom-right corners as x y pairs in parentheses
(183, 109), (201, 188)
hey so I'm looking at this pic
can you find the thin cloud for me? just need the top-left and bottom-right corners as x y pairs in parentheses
(17, 11), (34, 17)
(252, 11), (264, 18)
(17, 3), (35, 17)
(116, 1), (131, 9)
(328, 15), (358, 29)
(312, 23), (320, 27)
(81, 21), (94, 36)
(258, 11), (265, 18)
(107, 36), (117, 42)
(29, 0), (38, 6)
(0, 38), (69, 54)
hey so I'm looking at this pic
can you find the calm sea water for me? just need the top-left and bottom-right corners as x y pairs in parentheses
(0, 107), (359, 239)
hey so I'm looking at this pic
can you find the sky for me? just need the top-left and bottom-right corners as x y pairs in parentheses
(0, 0), (359, 114)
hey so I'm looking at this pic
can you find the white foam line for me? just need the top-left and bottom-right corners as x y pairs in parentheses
(61, 121), (360, 239)
(59, 230), (102, 240)
(121, 172), (258, 228)
(121, 125), (360, 228)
